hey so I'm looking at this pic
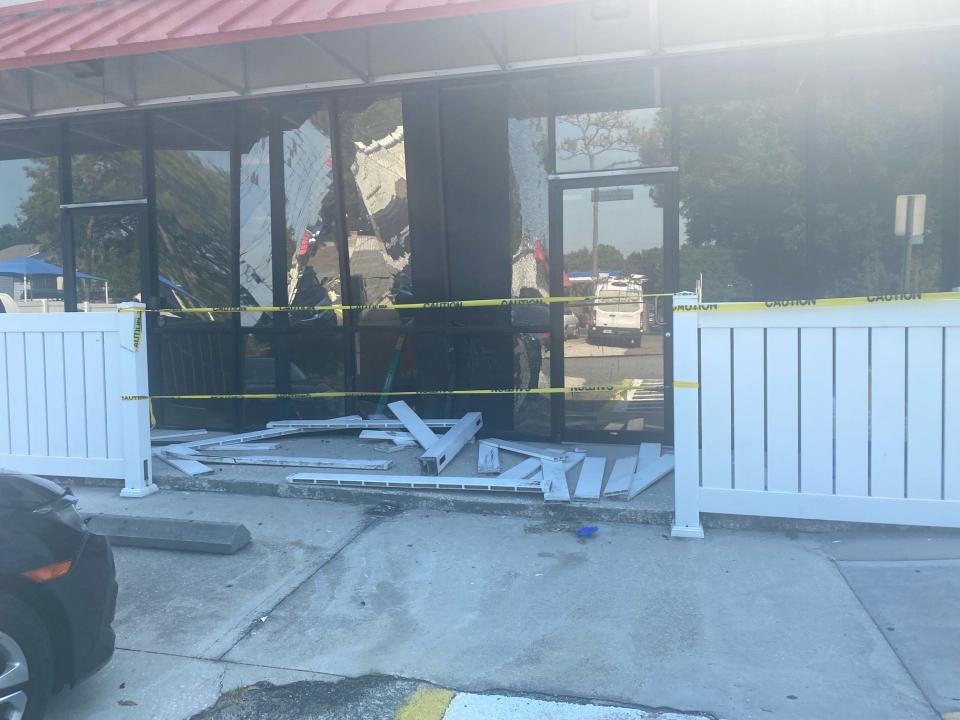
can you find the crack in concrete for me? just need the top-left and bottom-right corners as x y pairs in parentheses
(216, 512), (386, 661)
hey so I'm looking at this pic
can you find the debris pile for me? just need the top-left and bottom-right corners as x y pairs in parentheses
(151, 402), (674, 503)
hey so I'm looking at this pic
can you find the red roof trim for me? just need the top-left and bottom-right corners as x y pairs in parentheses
(0, 0), (578, 72)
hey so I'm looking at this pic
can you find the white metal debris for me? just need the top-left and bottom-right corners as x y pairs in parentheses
(152, 448), (211, 476)
(163, 451), (392, 471)
(541, 458), (570, 502)
(573, 457), (606, 500)
(387, 401), (440, 449)
(479, 438), (568, 461)
(358, 429), (418, 446)
(267, 417), (460, 430)
(150, 428), (209, 444)
(287, 472), (544, 493)
(418, 411), (482, 475)
(214, 442), (281, 451)
(603, 455), (638, 495)
(497, 457), (541, 480)
(477, 442), (501, 474)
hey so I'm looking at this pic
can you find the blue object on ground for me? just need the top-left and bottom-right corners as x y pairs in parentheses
(576, 525), (599, 538)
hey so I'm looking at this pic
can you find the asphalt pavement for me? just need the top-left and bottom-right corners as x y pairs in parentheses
(44, 486), (958, 720)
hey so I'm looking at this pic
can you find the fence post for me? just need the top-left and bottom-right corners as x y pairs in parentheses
(671, 293), (703, 538)
(116, 302), (158, 498)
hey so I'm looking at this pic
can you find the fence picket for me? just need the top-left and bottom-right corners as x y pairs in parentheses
(835, 328), (869, 497)
(6, 333), (29, 455)
(870, 328), (906, 499)
(24, 333), (48, 456)
(732, 328), (764, 490)
(43, 333), (69, 457)
(906, 327), (943, 500)
(700, 327), (732, 489)
(945, 328), (959, 501)
(765, 328), (798, 492)
(82, 331), (108, 459)
(799, 328), (833, 495)
(63, 332), (88, 458)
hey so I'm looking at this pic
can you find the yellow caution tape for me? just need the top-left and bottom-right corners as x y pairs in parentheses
(132, 311), (143, 350)
(674, 291), (960, 313)
(121, 382), (665, 402)
(116, 292), (677, 315)
(673, 380), (699, 389)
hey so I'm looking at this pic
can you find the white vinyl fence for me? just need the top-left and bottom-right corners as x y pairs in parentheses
(672, 292), (960, 537)
(0, 302), (156, 497)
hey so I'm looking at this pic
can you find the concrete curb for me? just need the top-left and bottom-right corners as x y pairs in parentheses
(61, 472), (955, 534)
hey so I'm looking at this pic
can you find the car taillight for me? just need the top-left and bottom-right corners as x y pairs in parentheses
(22, 560), (73, 583)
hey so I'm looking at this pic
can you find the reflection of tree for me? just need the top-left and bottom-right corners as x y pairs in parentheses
(674, 100), (805, 300)
(156, 150), (231, 307)
(558, 112), (654, 281)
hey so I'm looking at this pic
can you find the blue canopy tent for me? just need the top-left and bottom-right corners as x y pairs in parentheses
(0, 256), (103, 301)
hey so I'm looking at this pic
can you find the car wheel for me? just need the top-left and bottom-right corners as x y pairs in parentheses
(0, 593), (53, 720)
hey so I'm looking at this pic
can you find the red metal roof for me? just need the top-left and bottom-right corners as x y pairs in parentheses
(0, 0), (575, 71)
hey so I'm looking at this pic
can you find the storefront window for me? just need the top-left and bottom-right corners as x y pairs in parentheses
(69, 115), (143, 202)
(289, 330), (345, 418)
(238, 106), (273, 327)
(154, 330), (236, 430)
(0, 123), (60, 306)
(338, 95), (411, 323)
(675, 96), (806, 301)
(812, 80), (943, 297)
(154, 108), (233, 320)
(281, 103), (342, 326)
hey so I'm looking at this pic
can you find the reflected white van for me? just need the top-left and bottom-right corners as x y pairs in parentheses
(588, 277), (646, 345)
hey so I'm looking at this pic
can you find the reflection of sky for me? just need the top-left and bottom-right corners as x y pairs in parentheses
(0, 160), (30, 225)
(563, 186), (663, 256)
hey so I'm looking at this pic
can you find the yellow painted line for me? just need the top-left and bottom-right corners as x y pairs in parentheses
(395, 686), (455, 720)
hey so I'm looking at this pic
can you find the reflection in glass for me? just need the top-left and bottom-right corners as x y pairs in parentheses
(155, 109), (232, 320)
(239, 107), (273, 327)
(0, 124), (61, 307)
(813, 83), (942, 297)
(281, 104), (342, 326)
(675, 97), (805, 301)
(70, 116), (143, 202)
(514, 332), (551, 436)
(339, 96), (410, 323)
(509, 81), (551, 327)
(561, 184), (665, 434)
(556, 108), (668, 174)
(354, 330), (421, 415)
(72, 214), (140, 306)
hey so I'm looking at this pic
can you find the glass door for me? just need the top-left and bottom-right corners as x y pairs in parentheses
(551, 174), (677, 444)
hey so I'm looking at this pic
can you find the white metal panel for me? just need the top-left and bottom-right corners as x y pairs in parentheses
(63, 332), (88, 458)
(602, 455), (637, 495)
(799, 328), (833, 495)
(834, 328), (869, 497)
(627, 454), (674, 499)
(388, 400), (440, 450)
(24, 333), (48, 456)
(700, 327), (732, 488)
(906, 327), (943, 500)
(946, 328), (960, 501)
(765, 328), (798, 493)
(671, 294), (703, 536)
(0, 336), (8, 455)
(6, 333), (29, 456)
(573, 457), (605, 500)
(43, 333), (68, 458)
(732, 328), (764, 490)
(497, 457), (541, 480)
(542, 459), (571, 502)
(83, 332), (108, 459)
(871, 327), (906, 499)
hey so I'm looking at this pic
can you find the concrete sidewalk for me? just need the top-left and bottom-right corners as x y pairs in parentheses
(47, 486), (957, 720)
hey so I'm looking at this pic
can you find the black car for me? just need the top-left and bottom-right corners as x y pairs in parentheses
(0, 473), (117, 720)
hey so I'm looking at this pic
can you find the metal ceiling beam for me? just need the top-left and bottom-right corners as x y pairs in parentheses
(299, 34), (371, 83)
(29, 66), (133, 106)
(160, 50), (246, 95)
